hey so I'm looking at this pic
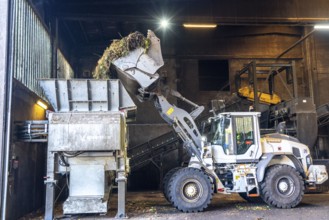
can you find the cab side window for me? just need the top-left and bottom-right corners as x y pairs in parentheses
(234, 116), (254, 155)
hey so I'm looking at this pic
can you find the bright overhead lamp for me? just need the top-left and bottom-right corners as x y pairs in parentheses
(160, 18), (170, 29)
(36, 100), (48, 110)
(314, 25), (329, 30)
(183, 23), (217, 28)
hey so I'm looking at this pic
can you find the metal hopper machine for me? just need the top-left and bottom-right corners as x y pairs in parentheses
(40, 79), (136, 219)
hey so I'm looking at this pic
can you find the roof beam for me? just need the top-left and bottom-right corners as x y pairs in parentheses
(79, 21), (89, 43)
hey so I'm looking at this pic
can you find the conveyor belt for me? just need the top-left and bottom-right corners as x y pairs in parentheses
(128, 130), (181, 171)
(317, 103), (329, 127)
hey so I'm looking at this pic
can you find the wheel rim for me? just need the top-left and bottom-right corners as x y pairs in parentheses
(275, 176), (295, 196)
(180, 179), (203, 203)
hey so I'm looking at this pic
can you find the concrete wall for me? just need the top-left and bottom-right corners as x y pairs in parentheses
(6, 80), (47, 220)
(177, 26), (308, 105)
(313, 31), (329, 106)
(176, 26), (308, 115)
(176, 26), (303, 59)
(310, 31), (329, 158)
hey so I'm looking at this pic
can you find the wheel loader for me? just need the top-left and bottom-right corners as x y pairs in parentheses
(109, 30), (328, 212)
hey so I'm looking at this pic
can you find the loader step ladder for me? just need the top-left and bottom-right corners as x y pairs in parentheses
(245, 173), (260, 197)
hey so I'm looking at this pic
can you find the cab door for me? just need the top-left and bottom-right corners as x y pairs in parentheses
(211, 116), (237, 163)
(233, 115), (262, 163)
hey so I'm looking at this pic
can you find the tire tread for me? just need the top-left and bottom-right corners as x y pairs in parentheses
(260, 165), (304, 209)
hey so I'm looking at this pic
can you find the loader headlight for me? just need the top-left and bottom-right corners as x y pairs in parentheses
(306, 155), (312, 169)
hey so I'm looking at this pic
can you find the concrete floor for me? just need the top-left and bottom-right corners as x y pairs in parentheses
(22, 191), (329, 220)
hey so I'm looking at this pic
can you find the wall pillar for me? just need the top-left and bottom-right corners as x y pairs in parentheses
(302, 26), (318, 105)
(0, 0), (11, 218)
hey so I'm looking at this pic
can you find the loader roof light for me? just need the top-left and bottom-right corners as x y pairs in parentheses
(160, 18), (170, 29)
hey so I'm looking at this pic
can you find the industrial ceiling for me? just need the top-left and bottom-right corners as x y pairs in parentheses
(28, 0), (329, 76)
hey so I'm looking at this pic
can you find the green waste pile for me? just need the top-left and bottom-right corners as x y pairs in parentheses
(93, 31), (151, 79)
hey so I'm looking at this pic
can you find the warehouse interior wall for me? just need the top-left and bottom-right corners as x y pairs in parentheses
(5, 81), (47, 220)
(309, 31), (329, 157)
(313, 31), (329, 106)
(176, 26), (305, 112)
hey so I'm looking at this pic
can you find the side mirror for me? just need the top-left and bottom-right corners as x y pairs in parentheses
(276, 122), (286, 134)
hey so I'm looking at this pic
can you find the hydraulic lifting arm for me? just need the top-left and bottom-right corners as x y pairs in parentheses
(154, 93), (203, 161)
(112, 30), (204, 163)
(111, 30), (225, 191)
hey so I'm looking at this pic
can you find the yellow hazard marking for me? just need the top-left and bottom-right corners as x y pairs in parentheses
(166, 107), (174, 116)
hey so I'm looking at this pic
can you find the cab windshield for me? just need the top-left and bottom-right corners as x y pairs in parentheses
(210, 115), (230, 146)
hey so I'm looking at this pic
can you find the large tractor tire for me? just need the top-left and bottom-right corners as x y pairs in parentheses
(163, 167), (181, 202)
(260, 165), (304, 208)
(168, 167), (213, 213)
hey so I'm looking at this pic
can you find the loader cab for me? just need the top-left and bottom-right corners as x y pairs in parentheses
(210, 112), (262, 163)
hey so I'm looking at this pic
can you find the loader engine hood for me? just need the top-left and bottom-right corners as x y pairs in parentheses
(262, 133), (300, 144)
(261, 133), (309, 155)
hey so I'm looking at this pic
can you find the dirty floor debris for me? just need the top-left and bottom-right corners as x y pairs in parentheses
(21, 191), (329, 220)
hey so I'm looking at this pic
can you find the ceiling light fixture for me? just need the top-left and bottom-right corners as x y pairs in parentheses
(314, 24), (329, 29)
(36, 100), (48, 110)
(183, 23), (217, 28)
(160, 18), (170, 29)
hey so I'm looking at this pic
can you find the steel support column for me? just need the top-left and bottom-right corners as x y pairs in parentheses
(44, 151), (55, 220)
(116, 157), (127, 219)
(291, 61), (298, 99)
(303, 27), (317, 105)
(252, 61), (260, 111)
(0, 0), (11, 218)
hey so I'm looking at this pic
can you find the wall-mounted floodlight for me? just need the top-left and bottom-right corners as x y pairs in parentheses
(36, 100), (48, 110)
(160, 18), (170, 29)
(314, 25), (329, 30)
(183, 23), (217, 28)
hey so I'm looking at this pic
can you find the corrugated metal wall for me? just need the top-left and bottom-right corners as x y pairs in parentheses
(10, 0), (73, 96)
(11, 0), (51, 96)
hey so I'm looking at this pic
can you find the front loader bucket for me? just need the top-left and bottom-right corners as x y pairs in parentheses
(112, 30), (164, 93)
